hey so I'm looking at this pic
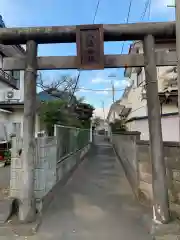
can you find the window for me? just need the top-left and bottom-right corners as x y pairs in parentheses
(169, 48), (176, 52)
(12, 122), (21, 137)
(173, 67), (177, 73)
(137, 68), (143, 86)
(11, 71), (20, 88)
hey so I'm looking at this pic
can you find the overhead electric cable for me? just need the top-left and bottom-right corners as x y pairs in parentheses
(121, 0), (134, 54)
(68, 0), (102, 104)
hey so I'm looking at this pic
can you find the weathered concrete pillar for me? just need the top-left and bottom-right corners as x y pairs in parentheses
(19, 40), (37, 222)
(143, 35), (170, 223)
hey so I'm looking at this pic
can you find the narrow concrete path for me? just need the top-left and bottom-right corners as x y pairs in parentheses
(30, 136), (152, 240)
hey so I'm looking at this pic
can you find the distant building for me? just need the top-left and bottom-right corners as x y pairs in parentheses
(0, 15), (39, 139)
(93, 118), (109, 135)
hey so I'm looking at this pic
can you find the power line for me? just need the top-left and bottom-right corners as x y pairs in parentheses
(77, 87), (126, 92)
(93, 0), (101, 24)
(121, 0), (152, 57)
(68, 0), (102, 104)
(121, 0), (133, 54)
(140, 0), (152, 21)
(69, 72), (80, 104)
(120, 0), (152, 117)
(147, 0), (152, 20)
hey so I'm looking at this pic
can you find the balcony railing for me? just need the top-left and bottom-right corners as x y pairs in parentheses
(0, 69), (18, 89)
(163, 77), (177, 91)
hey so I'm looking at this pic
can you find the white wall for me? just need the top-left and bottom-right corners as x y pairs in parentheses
(123, 85), (147, 119)
(5, 109), (41, 138)
(0, 81), (12, 89)
(0, 111), (14, 140)
(0, 70), (24, 102)
(19, 71), (24, 101)
(127, 115), (179, 142)
(96, 120), (109, 132)
(162, 104), (178, 114)
(108, 107), (122, 123)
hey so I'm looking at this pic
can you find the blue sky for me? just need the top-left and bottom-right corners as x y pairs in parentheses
(0, 0), (175, 117)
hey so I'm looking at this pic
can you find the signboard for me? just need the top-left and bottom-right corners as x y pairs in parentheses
(76, 24), (104, 70)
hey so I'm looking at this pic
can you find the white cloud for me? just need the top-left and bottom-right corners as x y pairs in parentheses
(77, 86), (112, 95)
(114, 79), (130, 88)
(95, 87), (113, 95)
(152, 0), (175, 12)
(95, 90), (109, 95)
(91, 78), (110, 84)
(162, 0), (174, 6)
(77, 87), (89, 93)
(91, 76), (131, 89)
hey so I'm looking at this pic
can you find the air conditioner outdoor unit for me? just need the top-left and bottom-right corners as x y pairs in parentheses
(6, 91), (14, 99)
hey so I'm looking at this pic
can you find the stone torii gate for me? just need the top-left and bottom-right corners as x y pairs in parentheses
(0, 22), (177, 223)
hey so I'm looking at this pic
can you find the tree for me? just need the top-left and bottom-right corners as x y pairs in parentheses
(110, 118), (127, 133)
(93, 117), (101, 128)
(74, 102), (94, 129)
(39, 100), (67, 135)
(37, 73), (79, 103)
(37, 73), (94, 132)
(39, 96), (94, 134)
(76, 96), (85, 103)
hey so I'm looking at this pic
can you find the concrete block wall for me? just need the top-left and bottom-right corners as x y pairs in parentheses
(137, 141), (180, 204)
(56, 144), (90, 183)
(112, 131), (141, 196)
(10, 137), (23, 199)
(136, 141), (153, 202)
(113, 132), (180, 205)
(10, 136), (90, 213)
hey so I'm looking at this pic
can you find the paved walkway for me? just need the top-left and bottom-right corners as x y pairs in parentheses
(12, 137), (152, 239)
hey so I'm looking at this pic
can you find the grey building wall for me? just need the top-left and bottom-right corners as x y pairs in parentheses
(113, 132), (180, 205)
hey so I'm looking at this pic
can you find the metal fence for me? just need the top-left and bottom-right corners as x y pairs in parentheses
(54, 124), (90, 162)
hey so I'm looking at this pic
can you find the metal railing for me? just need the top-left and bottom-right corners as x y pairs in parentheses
(0, 69), (17, 88)
(54, 124), (90, 162)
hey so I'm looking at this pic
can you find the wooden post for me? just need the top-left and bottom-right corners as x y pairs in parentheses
(19, 40), (37, 222)
(0, 22), (175, 44)
(175, 0), (180, 141)
(143, 35), (170, 223)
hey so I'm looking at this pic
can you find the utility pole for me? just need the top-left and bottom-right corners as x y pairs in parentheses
(111, 80), (115, 121)
(101, 100), (105, 121)
(111, 80), (115, 104)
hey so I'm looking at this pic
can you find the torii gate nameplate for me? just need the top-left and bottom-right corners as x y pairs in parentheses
(76, 24), (104, 70)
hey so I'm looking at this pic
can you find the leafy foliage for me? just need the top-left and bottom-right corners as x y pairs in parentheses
(39, 100), (67, 135)
(93, 117), (101, 128)
(74, 102), (94, 122)
(110, 119), (127, 133)
(39, 97), (94, 135)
